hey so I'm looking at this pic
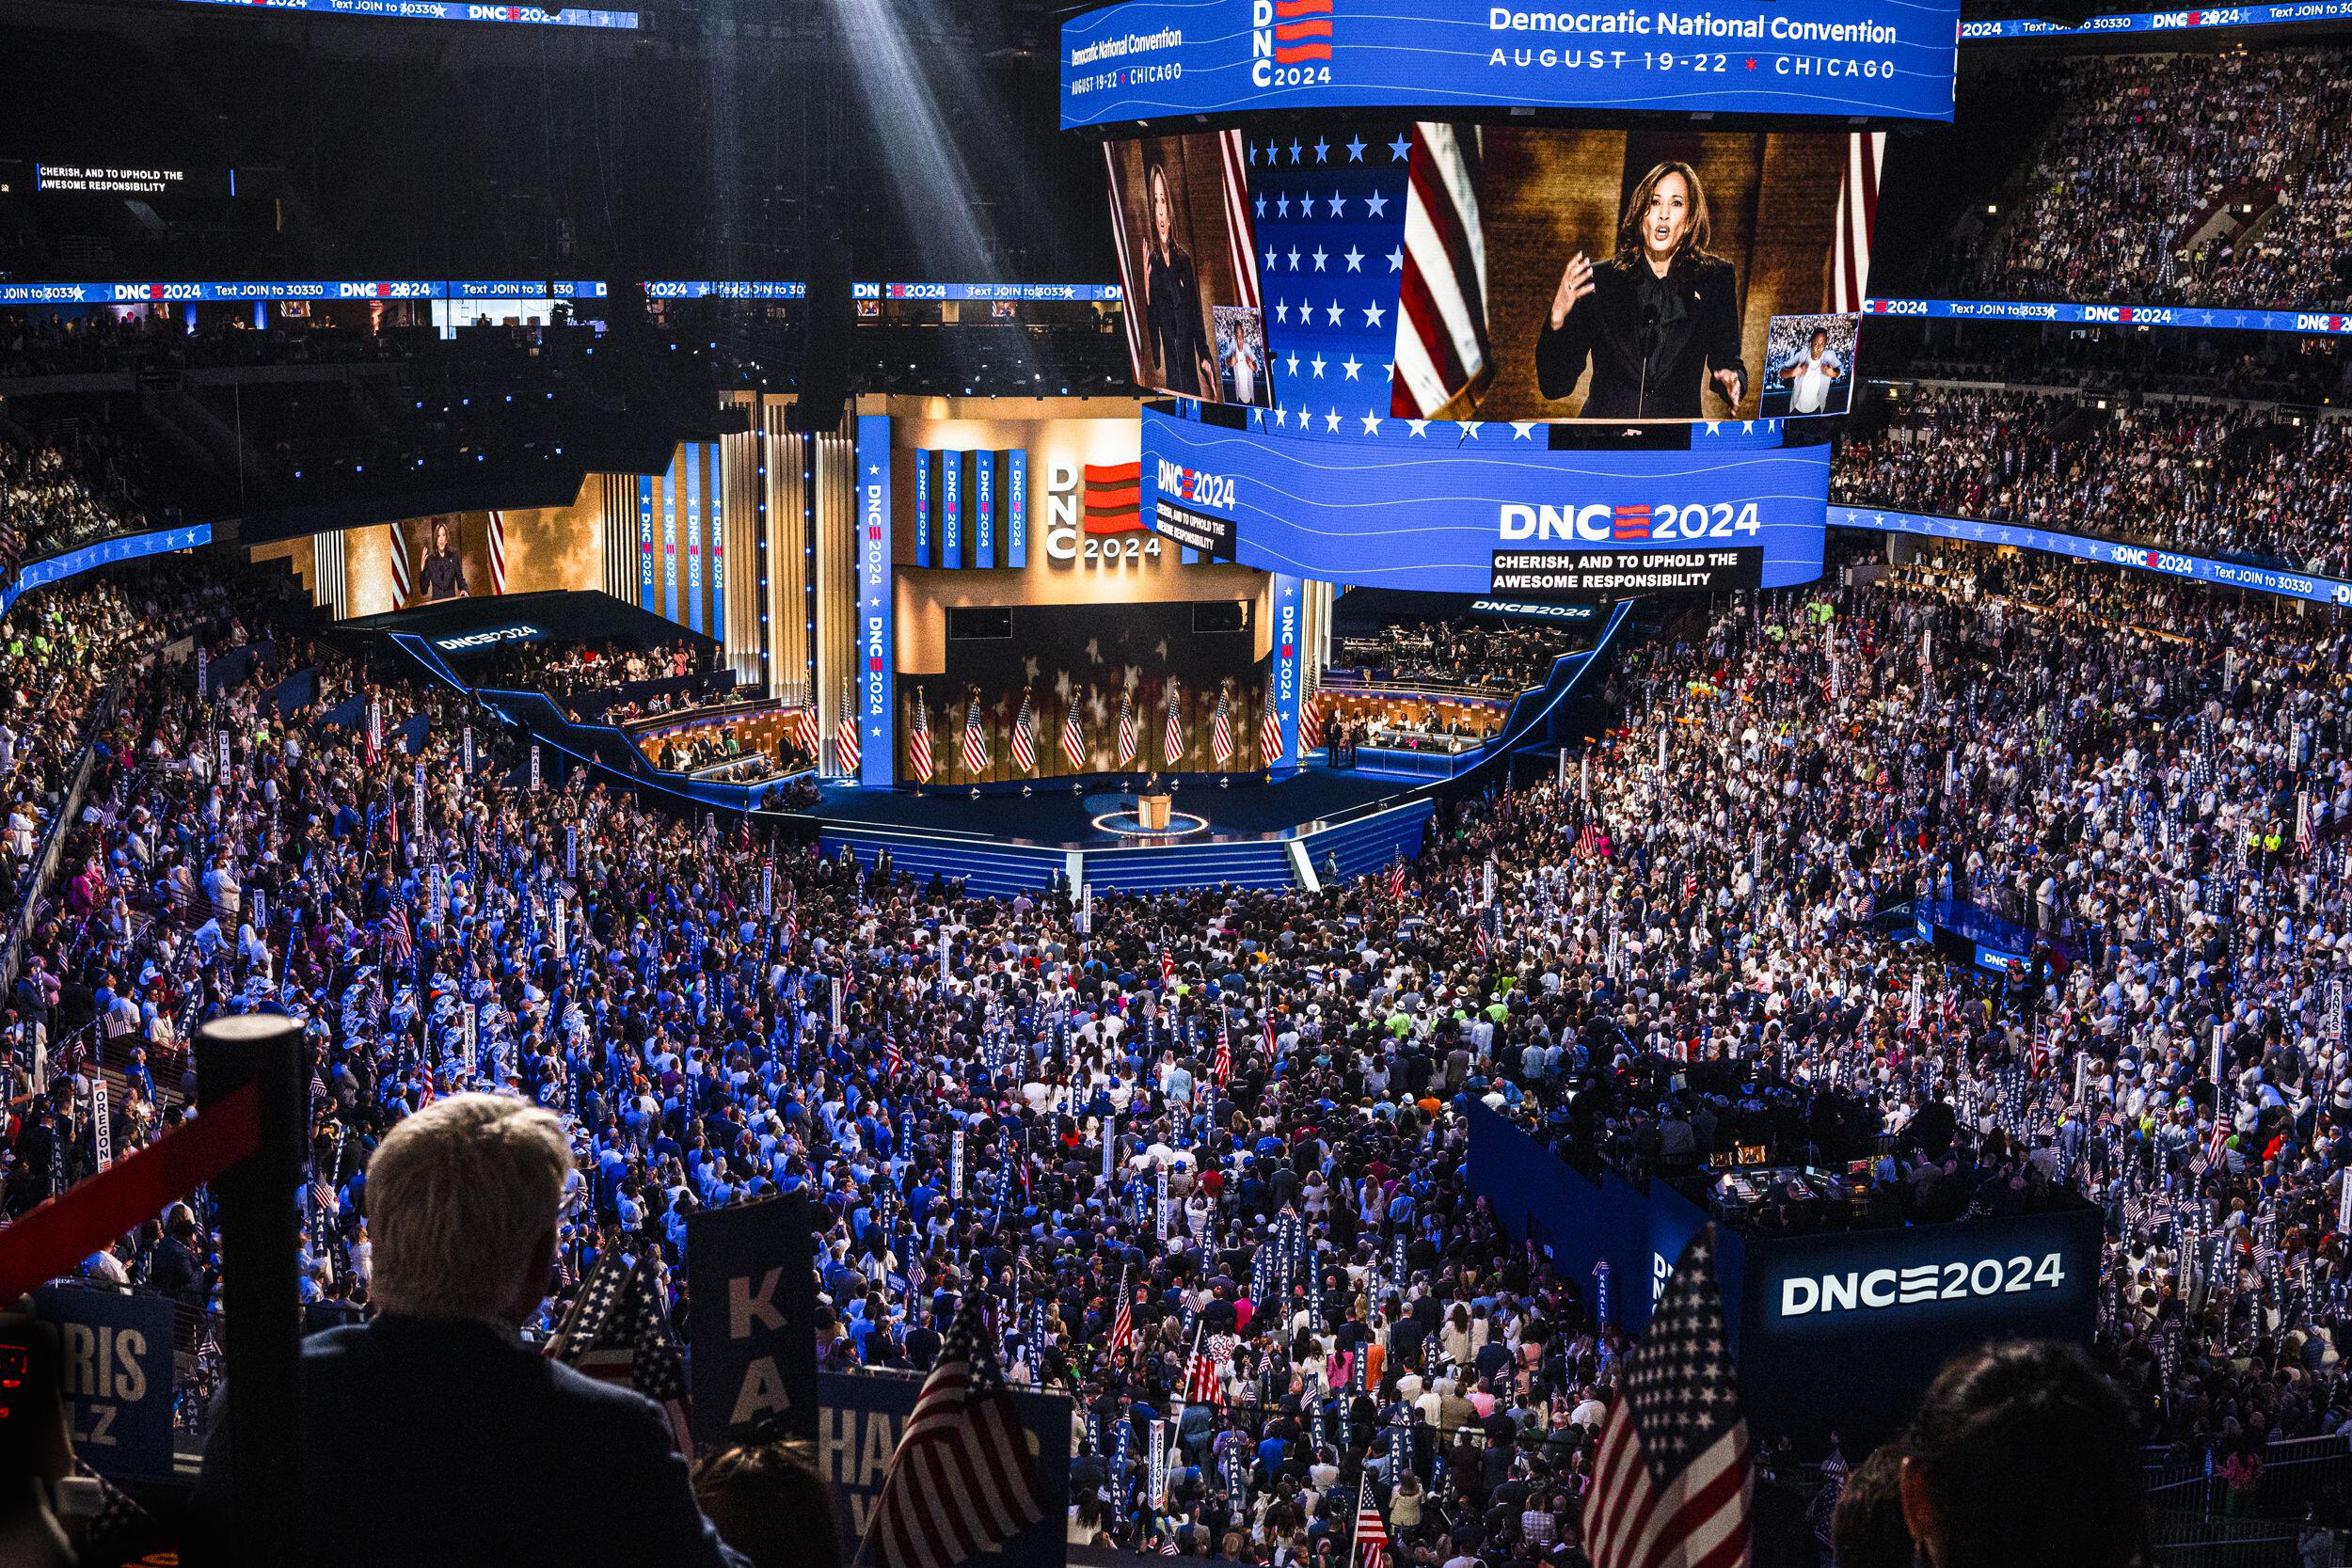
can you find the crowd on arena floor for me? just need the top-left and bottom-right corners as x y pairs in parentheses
(14, 531), (2352, 1559)
(1832, 386), (2352, 578)
(1945, 49), (2352, 310)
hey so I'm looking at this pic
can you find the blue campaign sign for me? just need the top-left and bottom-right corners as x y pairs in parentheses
(32, 1287), (177, 1484)
(1832, 504), (2352, 608)
(1144, 405), (1826, 594)
(855, 416), (898, 788)
(1866, 296), (2352, 337)
(172, 0), (639, 27)
(1961, 0), (2352, 41)
(1061, 0), (1961, 128)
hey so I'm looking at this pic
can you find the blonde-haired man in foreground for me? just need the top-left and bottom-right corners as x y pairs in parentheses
(198, 1094), (748, 1567)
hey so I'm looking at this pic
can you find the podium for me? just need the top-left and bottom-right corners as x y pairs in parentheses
(1137, 792), (1173, 832)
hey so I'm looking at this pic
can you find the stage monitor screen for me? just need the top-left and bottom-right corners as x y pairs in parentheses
(1390, 125), (1873, 424)
(1103, 132), (1277, 409)
(1060, 0), (1961, 128)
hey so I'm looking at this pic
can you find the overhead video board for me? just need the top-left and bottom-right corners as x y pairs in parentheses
(1061, 0), (1961, 128)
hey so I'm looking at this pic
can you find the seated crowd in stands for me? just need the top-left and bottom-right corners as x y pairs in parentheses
(2, 529), (2350, 1568)
(1941, 49), (2352, 309)
(1832, 385), (2352, 578)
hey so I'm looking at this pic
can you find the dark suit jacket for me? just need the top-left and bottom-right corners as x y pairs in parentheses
(196, 1315), (747, 1568)
(1533, 253), (1743, 420)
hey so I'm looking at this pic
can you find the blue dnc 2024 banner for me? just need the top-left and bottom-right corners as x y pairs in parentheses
(1832, 505), (2352, 609)
(1143, 406), (1828, 595)
(1061, 0), (1962, 128)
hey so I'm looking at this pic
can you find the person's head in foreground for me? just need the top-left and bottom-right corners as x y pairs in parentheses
(369, 1092), (570, 1323)
(1900, 1339), (2146, 1568)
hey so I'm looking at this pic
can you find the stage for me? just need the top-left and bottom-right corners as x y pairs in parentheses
(809, 766), (1438, 895)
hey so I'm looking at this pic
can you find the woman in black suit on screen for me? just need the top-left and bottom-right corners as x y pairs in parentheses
(1534, 161), (1746, 420)
(1141, 162), (1216, 398)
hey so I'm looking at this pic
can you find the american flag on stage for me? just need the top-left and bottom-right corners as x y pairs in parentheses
(1832, 133), (1888, 314)
(961, 691), (989, 777)
(387, 522), (414, 610)
(1352, 1472), (1390, 1568)
(1164, 681), (1184, 766)
(548, 1252), (692, 1454)
(1299, 685), (1324, 752)
(487, 510), (509, 595)
(1060, 699), (1087, 770)
(1210, 686), (1234, 767)
(861, 1292), (1048, 1568)
(910, 689), (936, 784)
(1107, 1268), (1136, 1354)
(1581, 1228), (1752, 1568)
(1011, 689), (1038, 774)
(1116, 687), (1140, 766)
(1216, 1012), (1232, 1085)
(794, 699), (821, 763)
(837, 677), (863, 777)
(1261, 674), (1285, 767)
(1391, 121), (1490, 420)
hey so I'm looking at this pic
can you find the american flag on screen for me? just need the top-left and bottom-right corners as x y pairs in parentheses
(862, 1293), (1048, 1568)
(909, 689), (935, 784)
(548, 1252), (691, 1454)
(1581, 1229), (1752, 1568)
(1243, 120), (1419, 434)
(1831, 133), (1888, 314)
(1392, 121), (1491, 420)
(486, 510), (508, 594)
(388, 522), (413, 609)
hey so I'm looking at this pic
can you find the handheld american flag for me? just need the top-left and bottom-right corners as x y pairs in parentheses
(548, 1252), (692, 1454)
(1107, 1268), (1136, 1355)
(1215, 1012), (1232, 1085)
(1581, 1227), (1752, 1568)
(861, 1293), (1048, 1568)
(1351, 1471), (1389, 1568)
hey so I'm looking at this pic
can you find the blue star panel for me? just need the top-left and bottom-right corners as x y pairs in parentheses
(1242, 124), (1414, 436)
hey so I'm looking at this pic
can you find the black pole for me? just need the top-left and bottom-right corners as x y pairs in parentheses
(197, 1013), (309, 1566)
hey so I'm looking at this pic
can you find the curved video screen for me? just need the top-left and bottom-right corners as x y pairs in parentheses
(1142, 405), (1826, 596)
(1061, 0), (1961, 128)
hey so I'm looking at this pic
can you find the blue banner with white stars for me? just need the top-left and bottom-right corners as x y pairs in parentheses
(1246, 125), (1414, 434)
